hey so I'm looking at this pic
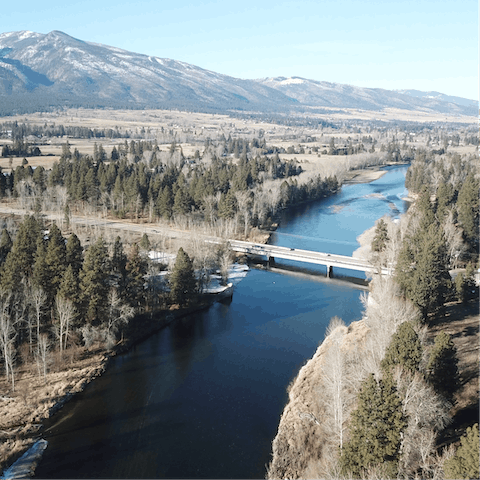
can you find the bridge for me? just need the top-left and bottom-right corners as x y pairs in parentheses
(0, 205), (391, 278)
(228, 240), (391, 277)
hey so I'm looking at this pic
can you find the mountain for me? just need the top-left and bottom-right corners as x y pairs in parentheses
(0, 30), (476, 117)
(258, 76), (476, 116)
(0, 30), (296, 114)
(396, 89), (477, 109)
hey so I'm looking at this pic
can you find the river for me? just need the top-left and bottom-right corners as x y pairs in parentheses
(35, 165), (409, 479)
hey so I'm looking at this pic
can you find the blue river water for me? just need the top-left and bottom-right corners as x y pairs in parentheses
(35, 165), (408, 479)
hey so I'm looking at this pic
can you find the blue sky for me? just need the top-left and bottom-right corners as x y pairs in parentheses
(3, 0), (478, 99)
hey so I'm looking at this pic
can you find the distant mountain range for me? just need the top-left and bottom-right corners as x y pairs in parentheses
(0, 30), (476, 117)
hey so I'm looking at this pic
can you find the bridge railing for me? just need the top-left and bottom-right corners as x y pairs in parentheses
(227, 240), (393, 276)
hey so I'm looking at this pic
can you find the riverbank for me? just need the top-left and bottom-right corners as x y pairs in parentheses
(0, 348), (109, 476)
(267, 163), (480, 479)
(267, 296), (480, 479)
(342, 165), (389, 184)
(0, 164), (400, 476)
(0, 274), (241, 477)
(267, 320), (370, 479)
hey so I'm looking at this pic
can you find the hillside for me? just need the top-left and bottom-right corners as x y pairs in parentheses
(0, 30), (476, 116)
(258, 76), (476, 115)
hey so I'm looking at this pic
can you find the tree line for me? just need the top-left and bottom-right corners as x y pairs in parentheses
(0, 211), (236, 392)
(0, 121), (130, 141)
(1, 138), (340, 233)
(336, 148), (479, 478)
(268, 147), (478, 479)
(0, 215), (151, 390)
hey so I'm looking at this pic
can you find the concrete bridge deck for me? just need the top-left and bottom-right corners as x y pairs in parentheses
(229, 240), (391, 277)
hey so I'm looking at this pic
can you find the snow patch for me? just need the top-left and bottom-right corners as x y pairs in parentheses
(2, 439), (48, 479)
(148, 250), (176, 265)
(279, 77), (305, 85)
(18, 31), (37, 41)
(205, 263), (249, 293)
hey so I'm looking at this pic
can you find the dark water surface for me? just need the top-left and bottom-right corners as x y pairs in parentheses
(35, 166), (408, 479)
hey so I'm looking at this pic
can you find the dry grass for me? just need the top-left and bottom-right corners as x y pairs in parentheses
(267, 298), (479, 479)
(0, 108), (280, 135)
(324, 107), (476, 124)
(0, 155), (60, 172)
(267, 321), (370, 480)
(0, 346), (108, 473)
(0, 106), (474, 144)
(428, 300), (480, 436)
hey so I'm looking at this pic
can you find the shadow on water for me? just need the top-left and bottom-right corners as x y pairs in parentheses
(250, 262), (369, 288)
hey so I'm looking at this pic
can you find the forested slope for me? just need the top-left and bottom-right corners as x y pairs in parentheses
(268, 147), (479, 480)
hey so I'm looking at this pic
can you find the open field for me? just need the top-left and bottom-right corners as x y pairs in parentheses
(315, 106), (477, 124)
(0, 106), (476, 130)
(0, 107), (476, 177)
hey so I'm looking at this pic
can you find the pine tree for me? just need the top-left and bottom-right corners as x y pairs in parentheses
(111, 236), (127, 275)
(32, 237), (49, 290)
(66, 233), (83, 276)
(170, 247), (197, 306)
(426, 331), (459, 402)
(455, 272), (468, 303)
(140, 233), (150, 251)
(58, 265), (80, 306)
(218, 190), (237, 219)
(111, 146), (119, 161)
(340, 374), (407, 478)
(443, 424), (479, 480)
(435, 181), (454, 221)
(32, 166), (46, 191)
(0, 228), (12, 265)
(80, 238), (110, 324)
(396, 223), (452, 320)
(381, 321), (422, 373)
(44, 223), (67, 302)
(416, 186), (436, 230)
(457, 173), (479, 251)
(124, 243), (148, 308)
(173, 187), (191, 216)
(1, 216), (41, 290)
(372, 218), (389, 253)
(156, 186), (173, 219)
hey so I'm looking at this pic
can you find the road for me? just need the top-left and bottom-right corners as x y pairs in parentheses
(0, 204), (214, 243)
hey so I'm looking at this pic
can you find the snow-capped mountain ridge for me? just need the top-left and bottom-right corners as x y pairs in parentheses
(0, 30), (475, 116)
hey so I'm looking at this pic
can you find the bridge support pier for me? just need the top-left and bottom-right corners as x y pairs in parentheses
(326, 264), (333, 278)
(268, 256), (275, 267)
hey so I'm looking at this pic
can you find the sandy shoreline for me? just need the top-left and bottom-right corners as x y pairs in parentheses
(343, 162), (410, 185)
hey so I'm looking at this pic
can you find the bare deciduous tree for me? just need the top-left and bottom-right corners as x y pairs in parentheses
(394, 367), (451, 477)
(54, 295), (75, 355)
(322, 323), (349, 448)
(443, 209), (465, 268)
(219, 245), (232, 286)
(361, 276), (420, 377)
(0, 292), (16, 390)
(30, 286), (47, 344)
(325, 315), (345, 337)
(235, 191), (252, 239)
(35, 333), (50, 384)
(106, 289), (134, 349)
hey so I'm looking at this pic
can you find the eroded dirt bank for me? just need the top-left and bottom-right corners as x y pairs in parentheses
(267, 320), (369, 479)
(0, 349), (109, 476)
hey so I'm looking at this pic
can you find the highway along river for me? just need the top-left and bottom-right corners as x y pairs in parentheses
(35, 165), (409, 479)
